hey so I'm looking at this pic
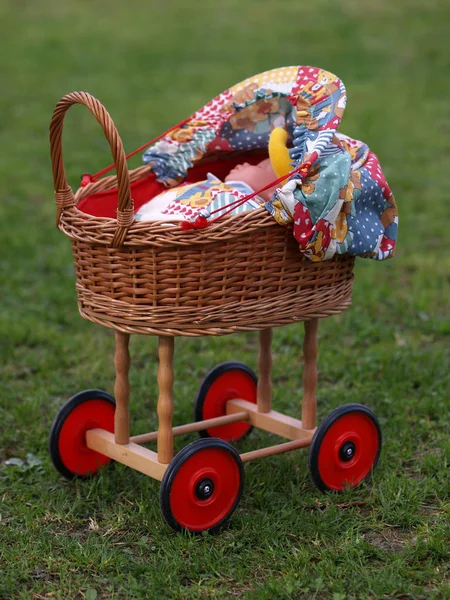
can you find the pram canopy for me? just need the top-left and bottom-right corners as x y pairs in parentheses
(141, 66), (397, 261)
(142, 66), (346, 185)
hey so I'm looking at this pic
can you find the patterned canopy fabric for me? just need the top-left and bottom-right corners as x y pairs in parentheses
(142, 66), (397, 261)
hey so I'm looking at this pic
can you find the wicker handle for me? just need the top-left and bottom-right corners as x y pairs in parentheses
(49, 91), (133, 247)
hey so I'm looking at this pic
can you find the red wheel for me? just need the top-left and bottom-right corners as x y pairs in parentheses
(49, 390), (115, 479)
(160, 438), (244, 533)
(308, 404), (382, 492)
(194, 362), (257, 441)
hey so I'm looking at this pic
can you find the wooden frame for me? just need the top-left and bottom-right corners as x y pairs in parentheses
(86, 429), (167, 481)
(84, 321), (319, 483)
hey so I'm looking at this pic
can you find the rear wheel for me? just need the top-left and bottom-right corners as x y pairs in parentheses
(194, 362), (257, 441)
(308, 403), (382, 492)
(49, 389), (115, 479)
(160, 438), (244, 533)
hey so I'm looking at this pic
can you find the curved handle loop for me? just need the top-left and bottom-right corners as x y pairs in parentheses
(49, 91), (133, 247)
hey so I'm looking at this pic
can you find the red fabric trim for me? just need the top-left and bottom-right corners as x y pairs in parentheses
(76, 152), (267, 218)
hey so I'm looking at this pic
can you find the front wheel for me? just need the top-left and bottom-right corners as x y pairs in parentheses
(160, 438), (244, 533)
(49, 389), (116, 480)
(308, 403), (382, 492)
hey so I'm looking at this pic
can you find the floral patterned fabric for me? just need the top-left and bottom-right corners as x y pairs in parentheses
(267, 133), (398, 261)
(142, 66), (397, 261)
(135, 174), (263, 222)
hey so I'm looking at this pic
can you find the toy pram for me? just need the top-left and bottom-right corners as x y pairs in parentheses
(48, 67), (393, 533)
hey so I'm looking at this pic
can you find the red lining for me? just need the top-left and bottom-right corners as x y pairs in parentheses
(76, 151), (267, 218)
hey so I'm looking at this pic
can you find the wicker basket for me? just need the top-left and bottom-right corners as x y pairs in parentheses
(50, 92), (355, 337)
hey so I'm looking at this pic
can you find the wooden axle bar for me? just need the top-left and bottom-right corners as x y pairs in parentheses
(240, 437), (312, 463)
(226, 399), (316, 441)
(86, 429), (167, 481)
(130, 411), (249, 444)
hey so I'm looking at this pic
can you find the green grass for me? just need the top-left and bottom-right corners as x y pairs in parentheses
(1, 0), (449, 598)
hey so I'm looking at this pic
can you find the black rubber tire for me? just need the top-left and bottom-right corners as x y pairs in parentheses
(160, 438), (245, 534)
(49, 389), (116, 480)
(194, 361), (257, 441)
(308, 403), (382, 492)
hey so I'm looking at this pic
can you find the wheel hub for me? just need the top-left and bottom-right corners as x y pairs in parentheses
(195, 478), (215, 500)
(339, 441), (356, 462)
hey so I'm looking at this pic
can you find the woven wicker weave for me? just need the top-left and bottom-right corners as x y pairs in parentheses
(50, 92), (355, 336)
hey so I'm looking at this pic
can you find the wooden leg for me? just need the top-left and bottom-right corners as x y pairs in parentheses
(114, 331), (131, 445)
(257, 328), (273, 413)
(302, 319), (318, 430)
(157, 336), (174, 464)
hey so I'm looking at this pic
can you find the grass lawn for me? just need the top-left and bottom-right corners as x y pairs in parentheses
(1, 0), (449, 598)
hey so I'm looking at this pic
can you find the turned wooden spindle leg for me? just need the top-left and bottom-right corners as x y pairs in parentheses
(257, 328), (273, 413)
(302, 318), (319, 430)
(114, 331), (131, 445)
(157, 336), (174, 464)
